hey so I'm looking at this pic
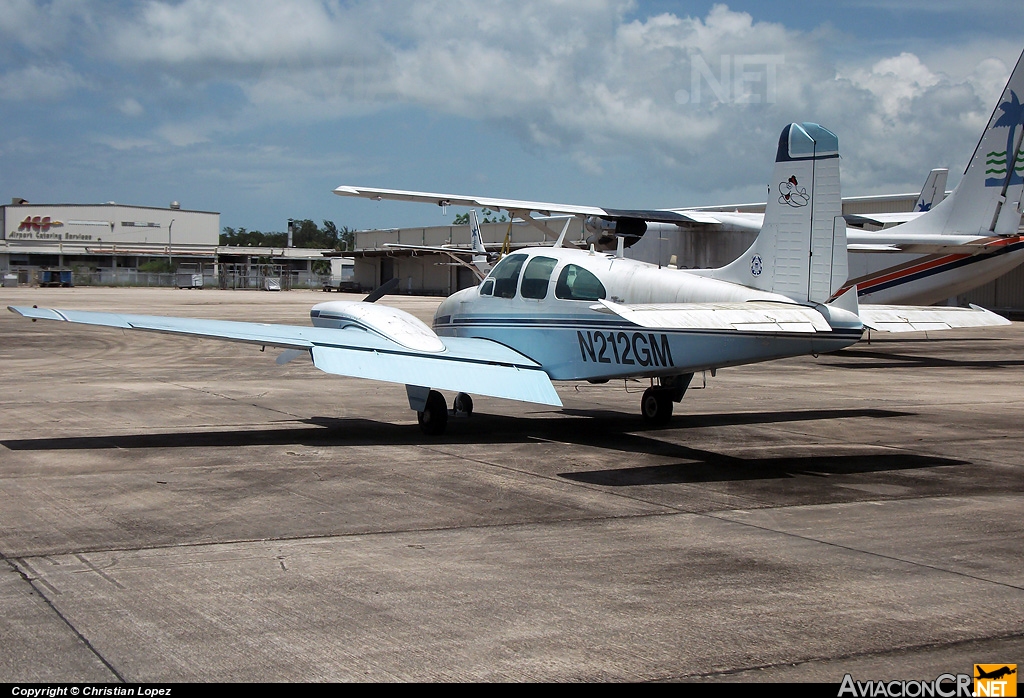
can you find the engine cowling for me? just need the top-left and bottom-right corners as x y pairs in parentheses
(584, 216), (647, 250)
(310, 300), (445, 353)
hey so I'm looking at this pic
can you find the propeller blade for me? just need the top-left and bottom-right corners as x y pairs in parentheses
(362, 277), (400, 303)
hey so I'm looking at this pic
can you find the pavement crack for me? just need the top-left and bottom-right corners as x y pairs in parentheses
(2, 553), (126, 682)
(702, 509), (1024, 593)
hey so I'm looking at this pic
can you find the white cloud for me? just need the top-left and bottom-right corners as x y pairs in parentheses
(3, 1), (1022, 216)
(118, 97), (145, 116)
(0, 64), (89, 101)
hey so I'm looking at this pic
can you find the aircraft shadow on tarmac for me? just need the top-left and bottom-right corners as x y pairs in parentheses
(559, 452), (968, 486)
(0, 407), (968, 485)
(0, 407), (908, 452)
(827, 348), (1024, 370)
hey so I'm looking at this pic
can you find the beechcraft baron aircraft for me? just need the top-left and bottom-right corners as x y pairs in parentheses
(338, 49), (1024, 308)
(10, 123), (1009, 435)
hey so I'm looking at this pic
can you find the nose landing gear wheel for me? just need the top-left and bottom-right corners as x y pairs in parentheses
(417, 390), (449, 435)
(641, 387), (673, 426)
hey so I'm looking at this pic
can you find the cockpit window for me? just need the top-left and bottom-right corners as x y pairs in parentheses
(479, 278), (494, 296)
(520, 256), (557, 299)
(487, 254), (527, 298)
(555, 264), (606, 301)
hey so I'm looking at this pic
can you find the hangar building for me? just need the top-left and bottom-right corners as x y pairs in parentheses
(1, 200), (218, 283)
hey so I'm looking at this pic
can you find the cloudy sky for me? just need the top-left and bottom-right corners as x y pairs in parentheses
(2, 1), (1023, 233)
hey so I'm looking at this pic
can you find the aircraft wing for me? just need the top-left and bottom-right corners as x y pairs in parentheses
(844, 212), (924, 226)
(845, 231), (996, 254)
(383, 243), (483, 256)
(7, 306), (562, 406)
(592, 299), (836, 333)
(334, 185), (707, 227)
(857, 304), (1010, 332)
(663, 210), (765, 230)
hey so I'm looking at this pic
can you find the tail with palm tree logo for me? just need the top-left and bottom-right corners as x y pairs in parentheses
(899, 50), (1024, 238)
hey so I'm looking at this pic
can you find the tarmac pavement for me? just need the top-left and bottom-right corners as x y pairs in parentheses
(1, 286), (1022, 682)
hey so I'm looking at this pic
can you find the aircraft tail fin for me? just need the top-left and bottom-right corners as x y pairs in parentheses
(468, 209), (490, 276)
(915, 168), (948, 212)
(900, 50), (1024, 237)
(469, 209), (487, 254)
(708, 122), (847, 304)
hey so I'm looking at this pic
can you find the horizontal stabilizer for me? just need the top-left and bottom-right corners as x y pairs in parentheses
(592, 299), (834, 333)
(859, 304), (1010, 332)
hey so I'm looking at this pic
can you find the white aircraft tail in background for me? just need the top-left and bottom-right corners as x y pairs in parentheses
(915, 168), (949, 212)
(838, 49), (1024, 304)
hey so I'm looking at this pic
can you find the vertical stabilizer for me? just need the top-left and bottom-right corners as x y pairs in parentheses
(915, 168), (948, 212)
(707, 122), (845, 303)
(468, 209), (490, 276)
(469, 209), (486, 254)
(900, 50), (1024, 237)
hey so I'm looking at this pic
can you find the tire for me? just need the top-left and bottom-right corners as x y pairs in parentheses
(453, 392), (474, 416)
(417, 390), (449, 435)
(641, 387), (673, 426)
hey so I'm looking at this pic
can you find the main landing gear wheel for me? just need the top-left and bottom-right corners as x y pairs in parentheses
(453, 392), (474, 417)
(641, 387), (673, 426)
(417, 389), (449, 435)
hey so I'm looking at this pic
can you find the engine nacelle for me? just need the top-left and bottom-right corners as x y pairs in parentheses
(583, 216), (648, 250)
(310, 300), (445, 353)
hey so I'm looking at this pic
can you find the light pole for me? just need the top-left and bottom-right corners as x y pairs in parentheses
(168, 218), (175, 272)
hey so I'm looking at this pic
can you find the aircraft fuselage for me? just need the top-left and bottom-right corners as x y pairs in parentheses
(433, 247), (862, 382)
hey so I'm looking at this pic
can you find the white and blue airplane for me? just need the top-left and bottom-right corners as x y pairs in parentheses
(9, 123), (1008, 435)
(338, 49), (1024, 308)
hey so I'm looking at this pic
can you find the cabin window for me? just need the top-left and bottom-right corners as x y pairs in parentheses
(520, 256), (557, 299)
(479, 279), (494, 296)
(555, 264), (606, 301)
(487, 253), (527, 298)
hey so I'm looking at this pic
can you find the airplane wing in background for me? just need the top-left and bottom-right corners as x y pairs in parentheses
(7, 306), (562, 406)
(333, 185), (711, 229)
(844, 212), (924, 227)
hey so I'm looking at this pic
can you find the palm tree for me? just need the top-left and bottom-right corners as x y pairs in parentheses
(993, 90), (1024, 185)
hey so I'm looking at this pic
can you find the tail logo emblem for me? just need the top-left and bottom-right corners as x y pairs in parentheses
(985, 89), (1024, 187)
(751, 254), (763, 277)
(779, 175), (809, 207)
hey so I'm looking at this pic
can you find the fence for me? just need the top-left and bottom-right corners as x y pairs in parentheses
(6, 269), (329, 290)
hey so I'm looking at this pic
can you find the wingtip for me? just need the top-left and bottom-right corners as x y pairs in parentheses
(968, 304), (1012, 325)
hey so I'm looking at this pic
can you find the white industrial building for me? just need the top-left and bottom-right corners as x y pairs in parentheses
(0, 200), (353, 289)
(1, 200), (219, 282)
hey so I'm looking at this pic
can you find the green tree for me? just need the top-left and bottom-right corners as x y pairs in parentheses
(452, 208), (506, 225)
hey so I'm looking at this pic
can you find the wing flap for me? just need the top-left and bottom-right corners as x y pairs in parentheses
(593, 299), (833, 332)
(311, 344), (561, 406)
(859, 304), (1011, 332)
